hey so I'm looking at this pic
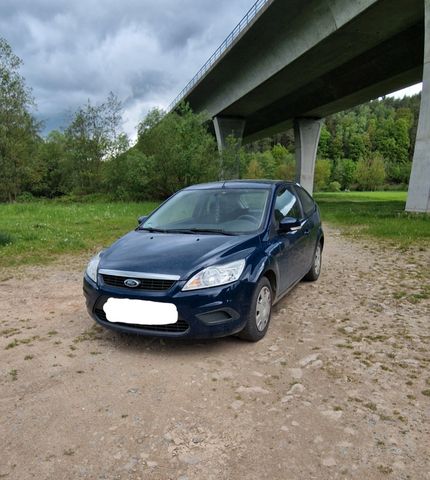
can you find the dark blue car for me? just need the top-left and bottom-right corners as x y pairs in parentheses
(83, 180), (324, 341)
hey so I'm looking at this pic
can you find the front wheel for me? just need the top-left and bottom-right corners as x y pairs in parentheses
(238, 277), (272, 342)
(304, 241), (322, 281)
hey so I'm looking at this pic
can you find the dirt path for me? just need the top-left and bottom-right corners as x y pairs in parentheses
(1, 227), (429, 480)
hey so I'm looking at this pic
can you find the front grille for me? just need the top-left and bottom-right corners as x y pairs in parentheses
(94, 309), (189, 333)
(102, 274), (175, 291)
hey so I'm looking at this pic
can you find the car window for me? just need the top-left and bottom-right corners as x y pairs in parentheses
(144, 188), (271, 234)
(295, 186), (315, 217)
(274, 187), (302, 222)
(154, 191), (201, 225)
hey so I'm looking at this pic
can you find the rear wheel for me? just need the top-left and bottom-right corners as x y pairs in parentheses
(304, 241), (322, 281)
(238, 277), (272, 342)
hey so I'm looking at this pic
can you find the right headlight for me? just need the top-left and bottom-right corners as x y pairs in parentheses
(85, 251), (102, 284)
(182, 259), (246, 291)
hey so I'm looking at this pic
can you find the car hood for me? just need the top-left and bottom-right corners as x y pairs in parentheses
(99, 230), (258, 279)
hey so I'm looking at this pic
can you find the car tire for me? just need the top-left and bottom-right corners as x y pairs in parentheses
(303, 241), (322, 282)
(238, 277), (272, 342)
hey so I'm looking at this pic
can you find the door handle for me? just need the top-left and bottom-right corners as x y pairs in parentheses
(303, 228), (310, 235)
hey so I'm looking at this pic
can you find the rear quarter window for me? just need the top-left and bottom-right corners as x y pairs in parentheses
(295, 187), (316, 218)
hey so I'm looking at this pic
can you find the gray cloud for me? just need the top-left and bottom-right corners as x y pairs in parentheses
(0, 0), (253, 138)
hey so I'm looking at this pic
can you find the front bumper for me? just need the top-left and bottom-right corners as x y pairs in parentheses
(83, 275), (254, 339)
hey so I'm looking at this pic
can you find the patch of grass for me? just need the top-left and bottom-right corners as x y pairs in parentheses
(5, 336), (39, 349)
(1, 327), (21, 338)
(379, 413), (393, 421)
(0, 200), (159, 268)
(9, 369), (18, 381)
(421, 389), (430, 397)
(377, 465), (393, 475)
(24, 354), (34, 360)
(407, 287), (430, 303)
(5, 339), (19, 349)
(315, 191), (430, 246)
(73, 325), (103, 343)
(0, 232), (14, 246)
(364, 402), (378, 412)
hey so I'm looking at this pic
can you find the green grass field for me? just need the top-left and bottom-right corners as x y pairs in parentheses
(0, 192), (428, 268)
(315, 191), (430, 246)
(0, 201), (158, 268)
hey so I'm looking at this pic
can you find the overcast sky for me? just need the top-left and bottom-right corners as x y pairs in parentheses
(0, 0), (423, 139)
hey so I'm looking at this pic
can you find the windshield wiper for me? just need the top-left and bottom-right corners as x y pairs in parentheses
(168, 228), (236, 236)
(138, 226), (168, 233)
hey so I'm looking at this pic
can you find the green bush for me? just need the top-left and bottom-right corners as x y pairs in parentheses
(386, 161), (411, 184)
(332, 158), (356, 190)
(354, 154), (386, 191)
(16, 192), (36, 203)
(328, 181), (341, 192)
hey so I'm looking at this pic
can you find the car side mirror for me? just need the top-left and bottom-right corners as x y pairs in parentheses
(137, 215), (148, 226)
(279, 217), (302, 233)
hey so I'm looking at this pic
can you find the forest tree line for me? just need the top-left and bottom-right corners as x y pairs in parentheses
(0, 36), (421, 202)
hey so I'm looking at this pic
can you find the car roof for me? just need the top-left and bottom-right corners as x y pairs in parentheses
(184, 180), (298, 191)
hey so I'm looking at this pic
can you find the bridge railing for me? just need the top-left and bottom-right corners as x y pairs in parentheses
(168, 0), (271, 111)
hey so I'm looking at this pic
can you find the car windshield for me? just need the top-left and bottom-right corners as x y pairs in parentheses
(141, 188), (271, 234)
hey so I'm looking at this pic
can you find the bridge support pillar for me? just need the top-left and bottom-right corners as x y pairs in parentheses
(294, 118), (323, 194)
(213, 116), (246, 152)
(406, 0), (430, 212)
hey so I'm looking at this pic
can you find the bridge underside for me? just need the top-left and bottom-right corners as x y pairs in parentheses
(220, 17), (424, 143)
(181, 0), (429, 210)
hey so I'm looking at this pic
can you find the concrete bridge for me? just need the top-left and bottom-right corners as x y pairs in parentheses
(170, 0), (430, 212)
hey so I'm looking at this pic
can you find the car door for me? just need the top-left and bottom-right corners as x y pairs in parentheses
(271, 185), (307, 293)
(294, 185), (319, 275)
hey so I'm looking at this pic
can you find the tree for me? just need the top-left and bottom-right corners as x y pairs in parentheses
(136, 104), (218, 198)
(354, 154), (386, 191)
(245, 158), (264, 179)
(63, 92), (127, 194)
(0, 37), (39, 201)
(314, 159), (332, 191)
(220, 135), (244, 179)
(31, 130), (68, 197)
(318, 125), (332, 158)
(332, 158), (356, 190)
(102, 148), (149, 200)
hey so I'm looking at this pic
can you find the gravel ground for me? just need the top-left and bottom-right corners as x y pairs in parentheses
(1, 227), (429, 480)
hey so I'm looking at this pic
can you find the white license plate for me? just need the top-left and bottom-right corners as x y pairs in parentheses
(103, 298), (178, 325)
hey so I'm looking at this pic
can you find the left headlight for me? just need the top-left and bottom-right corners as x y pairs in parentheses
(182, 259), (246, 291)
(85, 251), (102, 284)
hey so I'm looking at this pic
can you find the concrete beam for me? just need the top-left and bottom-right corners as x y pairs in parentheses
(294, 118), (323, 194)
(213, 116), (246, 152)
(406, 0), (430, 212)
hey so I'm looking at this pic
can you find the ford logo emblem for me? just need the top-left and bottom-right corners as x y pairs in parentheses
(124, 278), (140, 288)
